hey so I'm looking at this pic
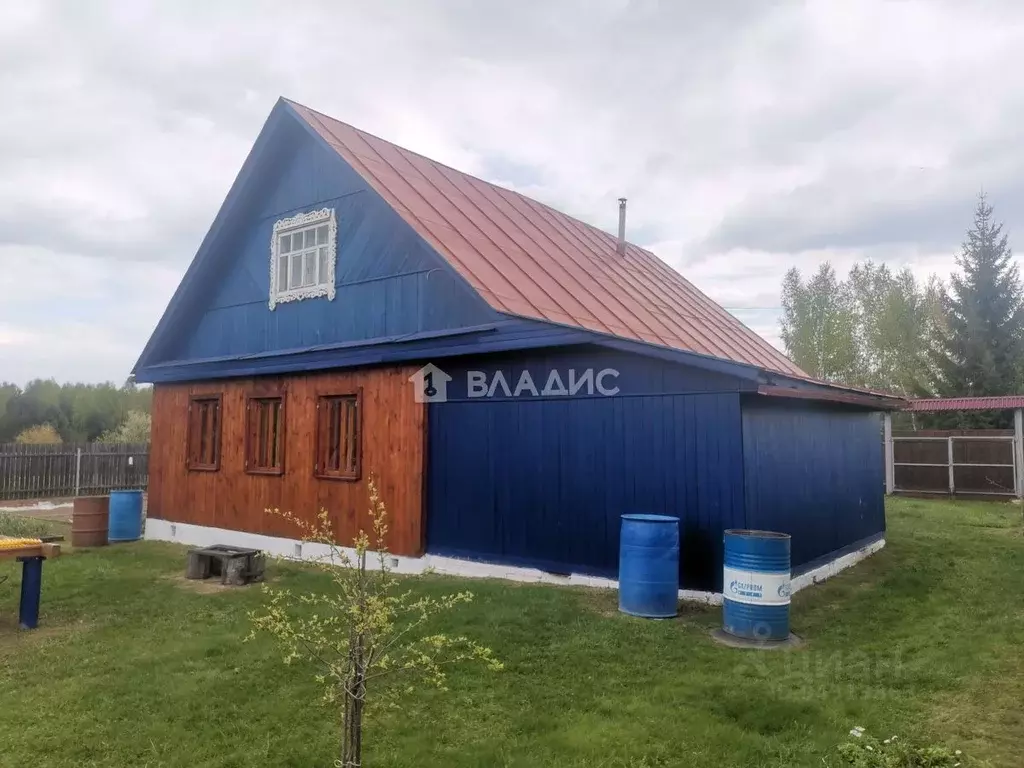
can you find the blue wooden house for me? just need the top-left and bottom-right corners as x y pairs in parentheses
(135, 98), (900, 593)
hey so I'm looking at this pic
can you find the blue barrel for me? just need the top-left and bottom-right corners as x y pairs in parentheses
(618, 514), (680, 618)
(722, 529), (791, 641)
(108, 490), (144, 542)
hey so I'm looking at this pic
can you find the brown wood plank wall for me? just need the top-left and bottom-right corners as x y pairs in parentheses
(148, 367), (426, 555)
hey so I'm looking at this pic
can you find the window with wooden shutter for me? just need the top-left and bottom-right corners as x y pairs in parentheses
(186, 395), (222, 471)
(245, 395), (285, 475)
(315, 392), (361, 480)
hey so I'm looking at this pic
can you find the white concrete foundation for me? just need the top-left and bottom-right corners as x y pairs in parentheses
(790, 537), (886, 592)
(145, 518), (884, 605)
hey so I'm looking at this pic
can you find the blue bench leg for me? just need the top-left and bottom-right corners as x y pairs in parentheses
(17, 556), (44, 630)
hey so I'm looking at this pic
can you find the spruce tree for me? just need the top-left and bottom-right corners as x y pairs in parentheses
(931, 194), (1024, 426)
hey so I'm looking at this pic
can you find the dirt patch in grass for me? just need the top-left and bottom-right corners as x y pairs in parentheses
(576, 587), (620, 617)
(0, 615), (89, 654)
(166, 574), (260, 595)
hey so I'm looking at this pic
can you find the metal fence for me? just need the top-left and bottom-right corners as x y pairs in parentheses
(890, 430), (1018, 497)
(0, 443), (149, 501)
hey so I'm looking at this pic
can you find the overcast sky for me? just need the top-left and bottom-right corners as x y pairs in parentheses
(3, 0), (1024, 386)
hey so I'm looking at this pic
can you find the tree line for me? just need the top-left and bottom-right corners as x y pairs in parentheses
(780, 195), (1024, 427)
(0, 379), (152, 444)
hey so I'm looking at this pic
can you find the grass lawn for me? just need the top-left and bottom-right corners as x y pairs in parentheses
(1, 498), (1022, 767)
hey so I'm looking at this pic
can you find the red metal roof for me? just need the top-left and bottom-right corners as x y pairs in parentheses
(288, 101), (806, 378)
(906, 396), (1024, 412)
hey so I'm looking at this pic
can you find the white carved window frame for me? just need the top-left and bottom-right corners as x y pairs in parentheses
(268, 207), (337, 310)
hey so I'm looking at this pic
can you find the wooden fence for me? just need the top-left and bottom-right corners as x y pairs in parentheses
(891, 429), (1016, 497)
(0, 443), (149, 501)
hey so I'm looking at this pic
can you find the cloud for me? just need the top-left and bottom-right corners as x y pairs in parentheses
(0, 245), (180, 385)
(3, 0), (1024, 385)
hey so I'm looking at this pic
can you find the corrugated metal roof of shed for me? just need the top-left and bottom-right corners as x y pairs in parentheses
(286, 100), (806, 378)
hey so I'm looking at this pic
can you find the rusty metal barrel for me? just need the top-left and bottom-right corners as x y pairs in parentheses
(72, 496), (109, 547)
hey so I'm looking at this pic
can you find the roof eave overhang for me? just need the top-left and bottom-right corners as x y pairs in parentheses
(756, 384), (905, 410)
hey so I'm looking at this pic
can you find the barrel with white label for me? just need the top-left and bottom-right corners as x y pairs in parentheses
(722, 529), (791, 641)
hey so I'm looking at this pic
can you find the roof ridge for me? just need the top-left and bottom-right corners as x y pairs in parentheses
(283, 97), (659, 258)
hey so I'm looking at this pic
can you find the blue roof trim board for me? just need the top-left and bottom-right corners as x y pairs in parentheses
(137, 317), (763, 385)
(134, 98), (902, 409)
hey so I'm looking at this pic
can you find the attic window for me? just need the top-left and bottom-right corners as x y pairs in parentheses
(269, 207), (337, 309)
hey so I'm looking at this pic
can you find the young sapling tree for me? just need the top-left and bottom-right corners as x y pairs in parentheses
(248, 479), (502, 767)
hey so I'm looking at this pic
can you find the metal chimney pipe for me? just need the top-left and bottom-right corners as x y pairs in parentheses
(617, 197), (627, 255)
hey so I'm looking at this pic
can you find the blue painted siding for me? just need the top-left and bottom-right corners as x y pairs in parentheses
(436, 345), (753, 400)
(427, 388), (746, 590)
(156, 116), (493, 364)
(741, 399), (885, 573)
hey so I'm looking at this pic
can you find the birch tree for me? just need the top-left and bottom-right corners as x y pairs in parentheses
(780, 263), (861, 383)
(847, 262), (939, 396)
